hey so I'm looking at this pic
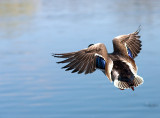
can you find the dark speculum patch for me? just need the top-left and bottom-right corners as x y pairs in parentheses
(96, 56), (105, 69)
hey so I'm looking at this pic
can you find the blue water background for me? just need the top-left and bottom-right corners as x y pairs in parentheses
(0, 0), (160, 118)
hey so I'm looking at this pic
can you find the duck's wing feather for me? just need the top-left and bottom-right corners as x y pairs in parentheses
(53, 43), (107, 74)
(112, 28), (142, 59)
(53, 43), (113, 82)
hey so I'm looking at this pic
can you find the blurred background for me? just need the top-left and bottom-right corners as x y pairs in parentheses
(0, 0), (160, 118)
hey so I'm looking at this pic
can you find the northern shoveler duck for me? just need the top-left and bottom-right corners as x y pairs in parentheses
(53, 28), (143, 91)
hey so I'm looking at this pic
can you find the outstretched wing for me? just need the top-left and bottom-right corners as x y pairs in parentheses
(53, 43), (113, 82)
(53, 43), (108, 74)
(113, 28), (142, 59)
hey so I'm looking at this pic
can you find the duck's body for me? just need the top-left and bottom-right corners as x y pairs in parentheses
(53, 28), (143, 91)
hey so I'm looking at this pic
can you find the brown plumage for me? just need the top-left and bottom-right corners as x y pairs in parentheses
(54, 43), (113, 81)
(113, 28), (142, 59)
(53, 27), (143, 91)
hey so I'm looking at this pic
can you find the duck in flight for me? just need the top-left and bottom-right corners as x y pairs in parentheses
(53, 28), (143, 91)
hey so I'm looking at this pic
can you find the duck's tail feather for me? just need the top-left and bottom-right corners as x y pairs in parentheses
(114, 80), (130, 90)
(114, 75), (144, 90)
(133, 75), (144, 87)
